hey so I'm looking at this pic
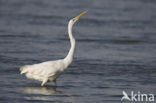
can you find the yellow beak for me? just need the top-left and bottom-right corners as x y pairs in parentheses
(74, 11), (87, 20)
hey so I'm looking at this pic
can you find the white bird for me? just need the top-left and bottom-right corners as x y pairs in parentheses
(20, 11), (86, 86)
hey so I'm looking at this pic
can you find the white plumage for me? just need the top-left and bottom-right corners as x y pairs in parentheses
(20, 11), (86, 86)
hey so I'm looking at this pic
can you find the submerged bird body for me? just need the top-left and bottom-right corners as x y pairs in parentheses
(20, 11), (86, 86)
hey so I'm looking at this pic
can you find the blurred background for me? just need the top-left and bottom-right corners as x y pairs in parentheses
(0, 0), (156, 103)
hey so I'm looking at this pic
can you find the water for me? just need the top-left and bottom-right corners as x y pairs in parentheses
(0, 0), (156, 103)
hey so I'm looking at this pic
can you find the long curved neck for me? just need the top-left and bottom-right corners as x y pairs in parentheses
(64, 22), (75, 65)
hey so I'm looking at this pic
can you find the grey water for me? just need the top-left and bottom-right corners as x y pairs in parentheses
(0, 0), (156, 103)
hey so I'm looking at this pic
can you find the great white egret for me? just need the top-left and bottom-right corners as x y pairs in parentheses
(20, 11), (86, 86)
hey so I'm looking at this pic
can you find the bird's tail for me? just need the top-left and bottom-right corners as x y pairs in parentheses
(20, 65), (29, 74)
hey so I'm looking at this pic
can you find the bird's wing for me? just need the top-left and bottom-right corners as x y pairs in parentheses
(20, 60), (63, 77)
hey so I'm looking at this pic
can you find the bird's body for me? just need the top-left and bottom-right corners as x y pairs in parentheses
(20, 59), (67, 86)
(20, 11), (86, 86)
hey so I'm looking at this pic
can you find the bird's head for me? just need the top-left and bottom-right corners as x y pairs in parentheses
(69, 11), (87, 26)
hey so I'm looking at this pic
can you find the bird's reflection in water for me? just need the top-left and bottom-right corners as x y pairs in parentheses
(21, 86), (61, 95)
(21, 86), (75, 102)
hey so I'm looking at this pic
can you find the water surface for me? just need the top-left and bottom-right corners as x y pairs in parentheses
(0, 0), (156, 103)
